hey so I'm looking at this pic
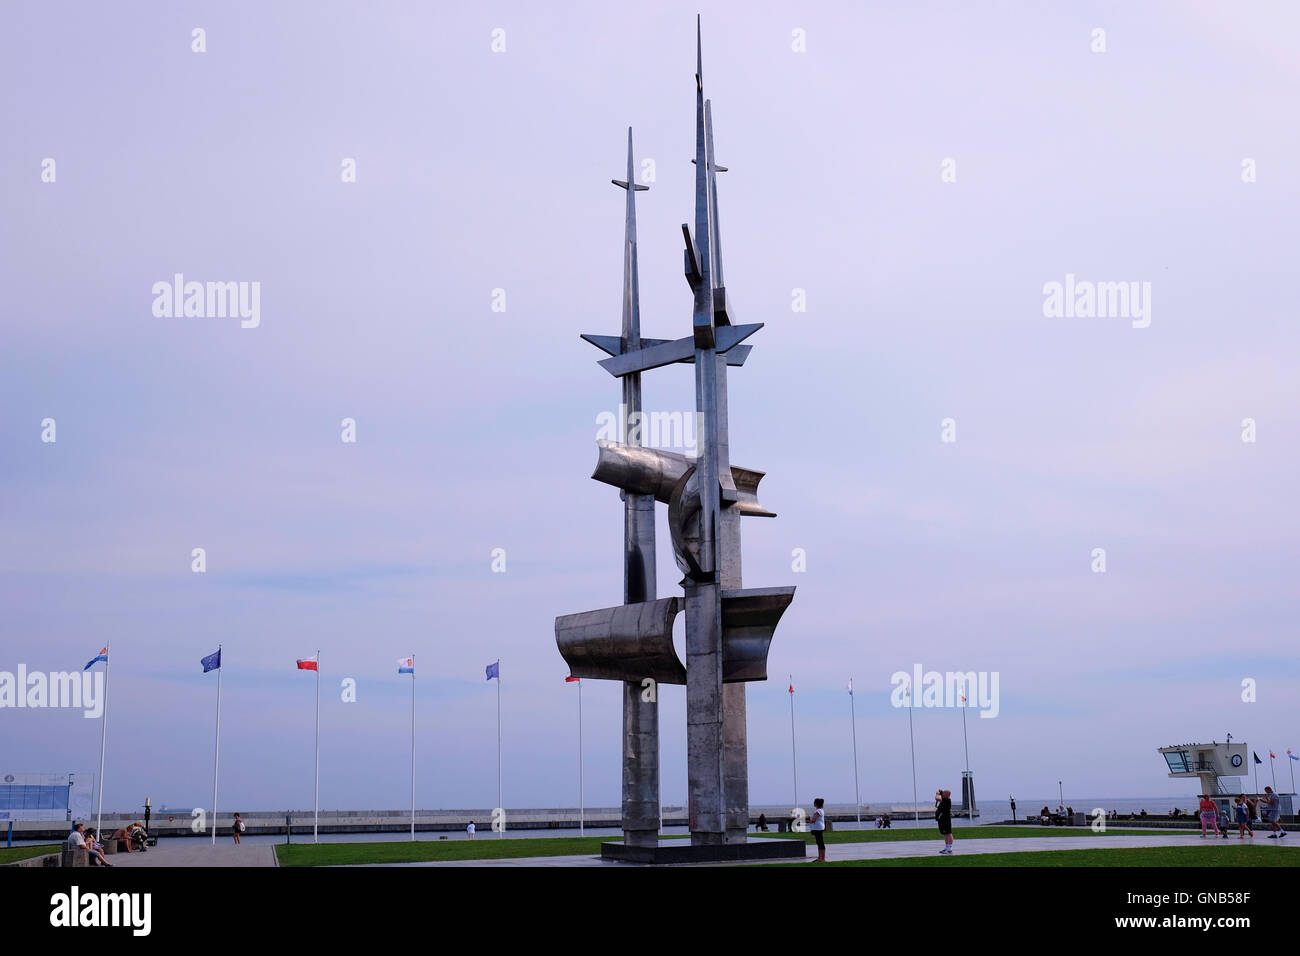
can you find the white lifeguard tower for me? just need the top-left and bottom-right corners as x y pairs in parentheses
(1158, 741), (1295, 816)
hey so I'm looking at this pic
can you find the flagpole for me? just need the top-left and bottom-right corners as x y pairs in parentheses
(314, 649), (320, 844)
(410, 654), (415, 841)
(961, 700), (971, 771)
(1290, 753), (1295, 793)
(1270, 753), (1277, 791)
(95, 646), (109, 838)
(848, 678), (860, 824)
(212, 643), (222, 846)
(788, 675), (798, 810)
(1254, 756), (1259, 799)
(496, 658), (502, 838)
(578, 677), (584, 836)
(907, 690), (918, 822)
(960, 697), (971, 824)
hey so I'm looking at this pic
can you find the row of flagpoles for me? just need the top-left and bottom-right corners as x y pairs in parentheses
(788, 677), (1300, 820)
(80, 646), (524, 845)
(78, 648), (1300, 837)
(1250, 748), (1297, 796)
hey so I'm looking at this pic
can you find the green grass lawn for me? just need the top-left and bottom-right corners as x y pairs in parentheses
(0, 844), (61, 865)
(812, 845), (1294, 867)
(275, 825), (1184, 866)
(275, 835), (680, 866)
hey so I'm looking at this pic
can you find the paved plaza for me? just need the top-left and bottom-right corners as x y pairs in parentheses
(369, 830), (1296, 867)
(102, 842), (278, 868)
(35, 829), (1291, 868)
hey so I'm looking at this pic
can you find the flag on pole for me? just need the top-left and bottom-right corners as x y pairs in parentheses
(84, 648), (108, 671)
(397, 656), (414, 675)
(565, 675), (580, 683)
(296, 657), (318, 671)
(486, 661), (500, 681)
(1288, 750), (1298, 761)
(1253, 751), (1262, 764)
(846, 679), (853, 696)
(1269, 752), (1276, 759)
(788, 682), (793, 694)
(201, 649), (221, 672)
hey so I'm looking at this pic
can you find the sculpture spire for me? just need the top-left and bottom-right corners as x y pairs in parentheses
(691, 18), (715, 351)
(696, 14), (703, 91)
(612, 128), (649, 349)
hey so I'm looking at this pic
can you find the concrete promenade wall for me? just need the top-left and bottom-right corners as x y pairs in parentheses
(6, 803), (943, 841)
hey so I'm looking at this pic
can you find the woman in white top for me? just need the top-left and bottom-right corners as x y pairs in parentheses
(809, 797), (826, 862)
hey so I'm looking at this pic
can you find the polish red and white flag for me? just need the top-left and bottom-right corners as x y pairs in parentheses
(296, 656), (318, 671)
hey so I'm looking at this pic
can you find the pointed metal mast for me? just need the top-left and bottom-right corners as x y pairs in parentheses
(690, 15), (720, 572)
(611, 130), (661, 848)
(612, 129), (650, 445)
(682, 13), (730, 845)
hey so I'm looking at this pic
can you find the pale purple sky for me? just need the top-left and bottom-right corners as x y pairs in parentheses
(2, 1), (1297, 814)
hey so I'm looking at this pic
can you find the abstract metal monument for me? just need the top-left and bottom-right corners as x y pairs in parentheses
(555, 20), (799, 863)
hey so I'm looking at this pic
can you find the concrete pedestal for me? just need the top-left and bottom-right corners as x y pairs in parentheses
(600, 838), (806, 864)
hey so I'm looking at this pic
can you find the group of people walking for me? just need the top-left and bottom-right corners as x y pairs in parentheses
(1199, 788), (1286, 839)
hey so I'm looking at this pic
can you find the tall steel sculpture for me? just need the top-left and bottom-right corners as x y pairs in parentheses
(556, 19), (799, 863)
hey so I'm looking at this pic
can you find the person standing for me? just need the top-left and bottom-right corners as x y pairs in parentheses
(1261, 787), (1285, 838)
(1233, 794), (1254, 839)
(936, 789), (954, 854)
(467, 820), (476, 840)
(1198, 795), (1220, 837)
(808, 798), (827, 863)
(232, 812), (244, 845)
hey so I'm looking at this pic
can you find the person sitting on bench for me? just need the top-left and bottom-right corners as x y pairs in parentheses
(128, 821), (150, 851)
(83, 828), (113, 867)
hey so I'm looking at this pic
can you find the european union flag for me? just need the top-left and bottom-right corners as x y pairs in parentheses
(201, 649), (222, 673)
(485, 661), (499, 681)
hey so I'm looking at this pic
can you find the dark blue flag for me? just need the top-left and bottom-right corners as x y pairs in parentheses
(485, 661), (499, 681)
(201, 649), (221, 673)
(1253, 751), (1262, 765)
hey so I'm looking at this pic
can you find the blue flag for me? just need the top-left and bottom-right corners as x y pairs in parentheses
(1253, 751), (1262, 765)
(201, 649), (222, 673)
(485, 661), (499, 681)
(83, 647), (108, 671)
